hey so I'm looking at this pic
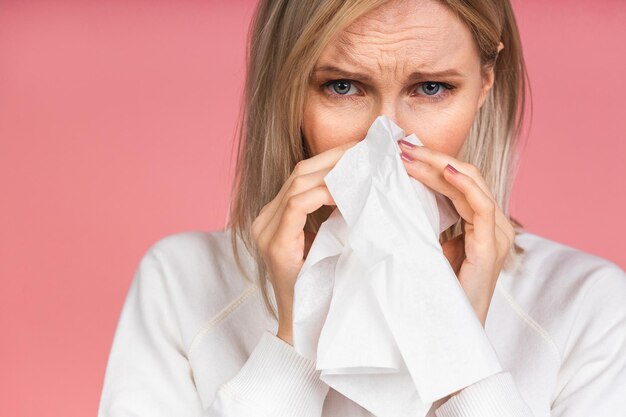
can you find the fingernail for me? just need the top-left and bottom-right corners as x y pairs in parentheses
(401, 151), (414, 162)
(445, 163), (458, 174)
(398, 139), (416, 149)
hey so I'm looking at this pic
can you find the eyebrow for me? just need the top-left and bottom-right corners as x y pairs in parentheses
(312, 65), (464, 82)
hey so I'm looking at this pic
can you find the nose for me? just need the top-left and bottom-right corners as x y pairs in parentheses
(378, 100), (397, 123)
(372, 100), (406, 134)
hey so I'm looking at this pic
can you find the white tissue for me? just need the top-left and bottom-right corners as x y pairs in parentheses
(291, 115), (503, 417)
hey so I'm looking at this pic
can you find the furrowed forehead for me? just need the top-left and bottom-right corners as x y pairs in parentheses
(313, 2), (475, 80)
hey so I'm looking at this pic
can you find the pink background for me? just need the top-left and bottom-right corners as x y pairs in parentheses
(1, 1), (625, 416)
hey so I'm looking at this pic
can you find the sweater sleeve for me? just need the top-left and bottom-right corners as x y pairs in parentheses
(434, 371), (534, 417)
(204, 330), (330, 417)
(98, 247), (329, 417)
(548, 266), (626, 417)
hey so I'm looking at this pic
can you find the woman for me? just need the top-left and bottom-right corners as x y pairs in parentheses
(98, 0), (626, 416)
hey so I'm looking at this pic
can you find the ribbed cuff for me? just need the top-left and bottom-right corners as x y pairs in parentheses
(225, 330), (330, 417)
(435, 372), (533, 417)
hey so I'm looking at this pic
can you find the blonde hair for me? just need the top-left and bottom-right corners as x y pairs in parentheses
(226, 0), (532, 320)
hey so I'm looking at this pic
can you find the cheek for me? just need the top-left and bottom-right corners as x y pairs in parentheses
(302, 94), (371, 155)
(405, 95), (479, 158)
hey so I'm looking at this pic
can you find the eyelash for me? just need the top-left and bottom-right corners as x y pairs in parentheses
(320, 79), (455, 103)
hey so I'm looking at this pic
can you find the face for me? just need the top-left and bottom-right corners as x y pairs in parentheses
(303, 0), (500, 158)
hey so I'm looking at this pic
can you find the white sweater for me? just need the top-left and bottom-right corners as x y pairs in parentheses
(97, 228), (626, 417)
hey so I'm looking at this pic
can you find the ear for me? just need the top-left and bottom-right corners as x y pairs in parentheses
(477, 41), (504, 110)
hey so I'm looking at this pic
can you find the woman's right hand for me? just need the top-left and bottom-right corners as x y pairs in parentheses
(251, 140), (358, 346)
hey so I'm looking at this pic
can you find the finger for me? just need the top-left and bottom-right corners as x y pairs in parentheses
(258, 167), (332, 250)
(399, 141), (514, 243)
(273, 185), (336, 251)
(266, 167), (334, 241)
(398, 141), (493, 199)
(295, 140), (359, 175)
(442, 164), (496, 255)
(400, 155), (476, 224)
(259, 140), (358, 226)
(433, 160), (513, 270)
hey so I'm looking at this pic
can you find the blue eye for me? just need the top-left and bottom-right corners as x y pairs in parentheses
(329, 80), (358, 95)
(421, 82), (443, 95)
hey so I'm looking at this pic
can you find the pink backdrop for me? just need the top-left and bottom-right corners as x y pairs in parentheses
(1, 1), (624, 416)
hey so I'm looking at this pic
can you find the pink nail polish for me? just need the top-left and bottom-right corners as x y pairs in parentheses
(446, 163), (458, 174)
(401, 151), (414, 162)
(398, 139), (416, 149)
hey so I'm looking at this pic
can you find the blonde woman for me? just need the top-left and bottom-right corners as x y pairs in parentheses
(98, 0), (626, 416)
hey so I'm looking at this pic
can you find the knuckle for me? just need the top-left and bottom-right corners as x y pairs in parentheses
(293, 160), (306, 176)
(286, 194), (302, 211)
(464, 163), (481, 176)
(266, 243), (282, 264)
(407, 158), (422, 169)
(290, 174), (307, 191)
(258, 202), (270, 216)
(316, 185), (329, 200)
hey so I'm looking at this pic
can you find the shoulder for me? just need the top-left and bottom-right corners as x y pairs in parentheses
(133, 228), (259, 348)
(145, 229), (254, 278)
(142, 227), (257, 297)
(500, 229), (626, 358)
(512, 230), (625, 295)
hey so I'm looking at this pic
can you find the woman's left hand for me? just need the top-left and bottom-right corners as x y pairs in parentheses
(397, 139), (516, 328)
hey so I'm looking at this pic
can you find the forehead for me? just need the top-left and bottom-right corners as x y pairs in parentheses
(319, 0), (477, 72)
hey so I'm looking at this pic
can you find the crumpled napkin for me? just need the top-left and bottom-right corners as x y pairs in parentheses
(292, 114), (503, 417)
